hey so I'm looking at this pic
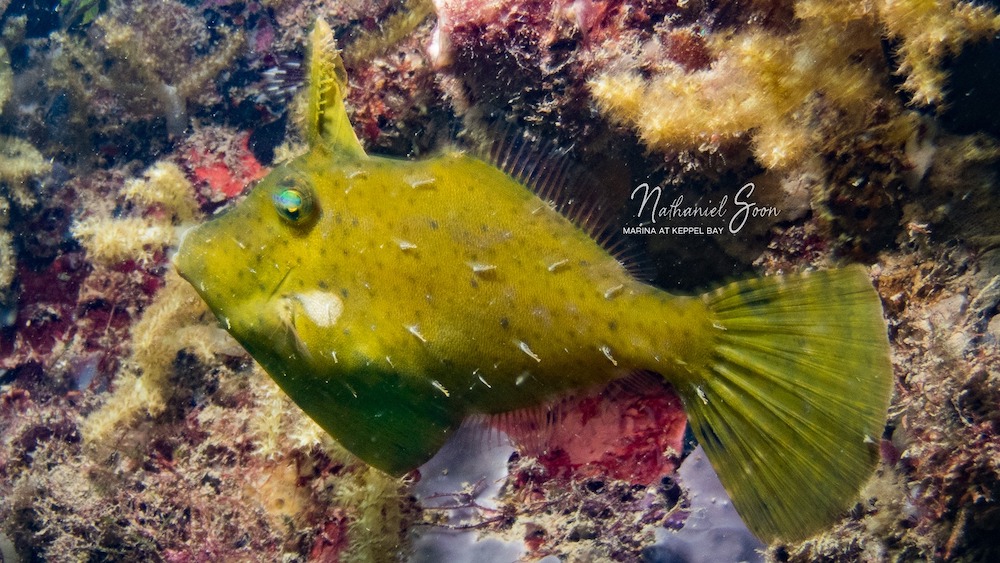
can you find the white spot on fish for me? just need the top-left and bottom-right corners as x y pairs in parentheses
(386, 356), (394, 368)
(516, 371), (532, 386)
(346, 170), (368, 180)
(397, 239), (418, 251)
(695, 385), (708, 405)
(469, 262), (497, 275)
(431, 380), (450, 397)
(516, 340), (541, 362)
(712, 322), (727, 330)
(547, 259), (569, 272)
(406, 324), (427, 343)
(292, 291), (344, 327)
(603, 284), (624, 299)
(600, 345), (618, 366)
(477, 374), (492, 389)
(407, 177), (436, 189)
(224, 317), (231, 330)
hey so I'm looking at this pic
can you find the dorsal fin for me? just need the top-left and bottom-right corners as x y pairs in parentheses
(306, 19), (366, 157)
(466, 123), (650, 279)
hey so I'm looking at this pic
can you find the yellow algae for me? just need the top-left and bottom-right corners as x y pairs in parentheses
(591, 0), (1000, 168)
(72, 160), (197, 265)
(81, 269), (238, 443)
(122, 161), (198, 222)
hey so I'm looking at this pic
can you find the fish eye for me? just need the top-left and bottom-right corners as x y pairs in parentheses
(272, 182), (315, 224)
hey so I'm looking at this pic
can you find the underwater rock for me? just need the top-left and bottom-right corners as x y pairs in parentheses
(2, 1), (1000, 561)
(650, 446), (763, 563)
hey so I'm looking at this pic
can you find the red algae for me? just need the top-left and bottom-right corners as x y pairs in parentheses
(2, 1), (1000, 561)
(183, 133), (268, 200)
(503, 383), (687, 485)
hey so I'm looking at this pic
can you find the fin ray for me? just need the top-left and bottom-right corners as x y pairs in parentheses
(465, 123), (649, 278)
(306, 20), (366, 157)
(680, 266), (892, 542)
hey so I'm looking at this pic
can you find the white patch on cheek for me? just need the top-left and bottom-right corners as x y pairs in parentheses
(292, 291), (344, 327)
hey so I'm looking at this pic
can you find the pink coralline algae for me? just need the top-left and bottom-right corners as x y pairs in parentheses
(501, 381), (687, 485)
(181, 131), (268, 200)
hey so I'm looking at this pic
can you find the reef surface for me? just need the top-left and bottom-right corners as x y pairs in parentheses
(1, 0), (1000, 561)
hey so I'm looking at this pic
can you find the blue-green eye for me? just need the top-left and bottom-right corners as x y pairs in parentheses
(273, 187), (314, 223)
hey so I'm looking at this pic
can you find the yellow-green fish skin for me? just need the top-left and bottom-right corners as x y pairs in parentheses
(175, 19), (892, 544)
(176, 146), (714, 468)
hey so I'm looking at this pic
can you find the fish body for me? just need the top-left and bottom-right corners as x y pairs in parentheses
(175, 20), (893, 543)
(178, 141), (711, 467)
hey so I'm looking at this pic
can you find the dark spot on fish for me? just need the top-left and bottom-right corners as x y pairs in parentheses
(608, 321), (617, 331)
(429, 220), (438, 230)
(500, 317), (509, 329)
(470, 278), (478, 289)
(318, 281), (328, 289)
(341, 288), (349, 298)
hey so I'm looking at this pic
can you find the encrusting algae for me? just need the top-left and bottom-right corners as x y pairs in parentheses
(175, 20), (893, 543)
(589, 0), (1000, 170)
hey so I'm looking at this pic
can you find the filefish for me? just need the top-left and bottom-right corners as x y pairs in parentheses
(174, 20), (893, 542)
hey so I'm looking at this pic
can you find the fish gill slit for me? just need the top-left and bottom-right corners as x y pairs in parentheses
(267, 266), (296, 300)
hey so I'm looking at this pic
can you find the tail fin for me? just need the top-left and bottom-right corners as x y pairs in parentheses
(682, 266), (892, 542)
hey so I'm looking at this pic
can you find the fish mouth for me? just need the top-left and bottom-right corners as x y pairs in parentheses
(171, 223), (197, 277)
(169, 225), (198, 287)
